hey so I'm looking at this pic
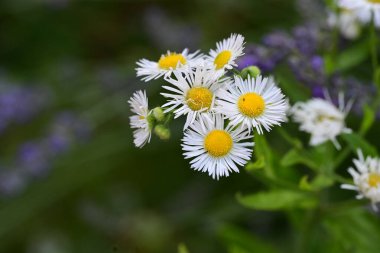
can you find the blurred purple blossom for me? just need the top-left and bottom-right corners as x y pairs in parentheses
(0, 81), (51, 134)
(0, 112), (92, 197)
(237, 23), (376, 114)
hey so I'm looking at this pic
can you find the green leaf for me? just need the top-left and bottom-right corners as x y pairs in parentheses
(245, 157), (265, 171)
(254, 134), (274, 177)
(335, 39), (370, 72)
(237, 190), (317, 211)
(359, 105), (375, 135)
(280, 149), (319, 171)
(178, 243), (189, 253)
(219, 225), (278, 253)
(275, 70), (310, 102)
(341, 132), (378, 157)
(299, 176), (313, 191)
(310, 174), (335, 190)
(323, 208), (380, 253)
(299, 174), (335, 192)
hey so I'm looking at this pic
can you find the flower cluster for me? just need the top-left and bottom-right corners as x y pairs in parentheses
(130, 34), (289, 179)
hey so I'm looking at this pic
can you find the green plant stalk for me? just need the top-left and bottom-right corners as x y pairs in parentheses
(370, 12), (379, 88)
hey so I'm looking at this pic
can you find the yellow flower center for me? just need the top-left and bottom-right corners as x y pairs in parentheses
(238, 92), (265, 117)
(368, 0), (380, 4)
(158, 53), (186, 70)
(368, 173), (380, 187)
(214, 50), (232, 70)
(186, 87), (213, 111)
(204, 130), (233, 157)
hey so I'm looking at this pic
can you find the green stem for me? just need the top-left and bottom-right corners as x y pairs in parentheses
(370, 12), (379, 88)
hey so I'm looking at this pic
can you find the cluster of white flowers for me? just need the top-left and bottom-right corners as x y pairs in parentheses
(129, 34), (289, 179)
(129, 32), (380, 210)
(338, 0), (380, 28)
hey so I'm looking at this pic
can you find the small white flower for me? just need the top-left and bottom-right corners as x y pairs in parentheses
(341, 149), (380, 210)
(128, 90), (152, 148)
(290, 94), (352, 149)
(182, 114), (254, 180)
(327, 9), (361, 39)
(216, 75), (288, 134)
(338, 0), (380, 27)
(205, 33), (245, 76)
(136, 49), (203, 82)
(161, 65), (232, 129)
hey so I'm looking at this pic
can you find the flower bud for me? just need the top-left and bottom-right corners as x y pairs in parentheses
(152, 107), (165, 122)
(240, 66), (261, 79)
(154, 125), (171, 140)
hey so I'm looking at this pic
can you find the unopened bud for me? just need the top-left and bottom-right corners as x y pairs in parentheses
(241, 66), (261, 79)
(154, 125), (171, 140)
(153, 107), (165, 122)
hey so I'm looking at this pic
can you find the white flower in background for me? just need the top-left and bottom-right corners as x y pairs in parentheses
(338, 0), (380, 27)
(341, 150), (380, 210)
(182, 114), (253, 180)
(327, 9), (361, 39)
(205, 33), (245, 76)
(290, 94), (352, 149)
(128, 90), (152, 148)
(216, 75), (288, 134)
(136, 49), (203, 82)
(161, 65), (232, 129)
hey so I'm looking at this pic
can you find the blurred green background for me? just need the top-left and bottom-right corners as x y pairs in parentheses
(0, 0), (305, 252)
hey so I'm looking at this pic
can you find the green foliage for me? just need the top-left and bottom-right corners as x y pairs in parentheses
(323, 208), (380, 253)
(178, 243), (190, 253)
(331, 38), (370, 72)
(219, 225), (278, 253)
(237, 190), (318, 211)
(341, 133), (378, 157)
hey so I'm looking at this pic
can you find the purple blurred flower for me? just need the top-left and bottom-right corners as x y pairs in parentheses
(0, 111), (92, 197)
(18, 142), (50, 177)
(0, 82), (51, 134)
(310, 55), (324, 73)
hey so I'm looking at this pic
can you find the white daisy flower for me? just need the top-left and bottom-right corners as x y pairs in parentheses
(128, 90), (152, 148)
(341, 150), (380, 210)
(161, 65), (232, 129)
(205, 33), (245, 76)
(290, 94), (352, 149)
(136, 49), (203, 82)
(327, 9), (361, 39)
(182, 114), (254, 180)
(338, 0), (380, 27)
(216, 75), (288, 134)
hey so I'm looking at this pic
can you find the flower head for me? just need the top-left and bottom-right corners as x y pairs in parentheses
(290, 94), (352, 149)
(342, 150), (380, 210)
(182, 114), (253, 180)
(327, 9), (361, 39)
(136, 49), (203, 82)
(338, 0), (380, 27)
(216, 75), (288, 134)
(161, 65), (231, 129)
(128, 90), (152, 148)
(206, 34), (245, 75)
